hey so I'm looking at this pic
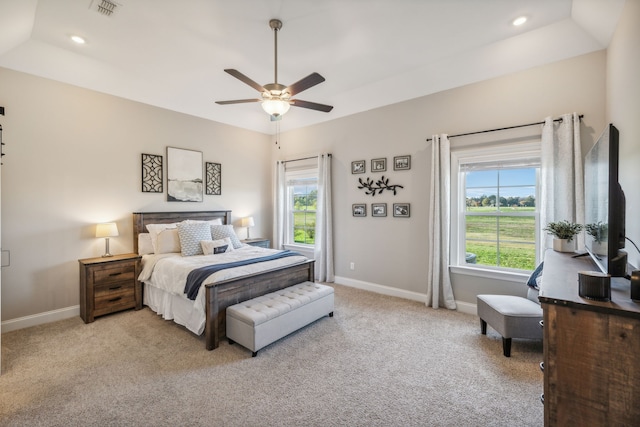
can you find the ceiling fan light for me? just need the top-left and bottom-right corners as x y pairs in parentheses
(262, 99), (290, 117)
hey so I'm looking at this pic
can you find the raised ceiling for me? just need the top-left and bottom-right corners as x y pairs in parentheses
(0, 0), (624, 135)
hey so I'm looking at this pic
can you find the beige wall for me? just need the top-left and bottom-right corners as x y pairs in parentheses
(1, 46), (620, 327)
(607, 0), (640, 269)
(276, 50), (607, 307)
(0, 68), (271, 323)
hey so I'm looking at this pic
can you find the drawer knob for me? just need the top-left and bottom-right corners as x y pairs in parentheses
(109, 272), (122, 277)
(108, 297), (122, 303)
(109, 285), (122, 291)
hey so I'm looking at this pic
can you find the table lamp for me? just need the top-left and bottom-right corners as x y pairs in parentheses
(241, 217), (255, 239)
(96, 222), (119, 257)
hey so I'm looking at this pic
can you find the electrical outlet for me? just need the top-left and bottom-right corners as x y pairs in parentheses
(350, 262), (355, 270)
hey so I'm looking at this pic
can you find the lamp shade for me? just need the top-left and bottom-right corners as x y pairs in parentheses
(261, 99), (290, 117)
(96, 222), (119, 238)
(241, 217), (255, 228)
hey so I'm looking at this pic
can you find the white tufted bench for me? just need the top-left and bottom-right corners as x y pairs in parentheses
(226, 282), (334, 357)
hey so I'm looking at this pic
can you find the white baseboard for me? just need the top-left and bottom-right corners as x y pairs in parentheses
(1, 305), (80, 333)
(1, 280), (479, 333)
(454, 300), (477, 315)
(334, 276), (476, 315)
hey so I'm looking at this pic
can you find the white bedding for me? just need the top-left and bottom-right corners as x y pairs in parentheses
(139, 245), (308, 335)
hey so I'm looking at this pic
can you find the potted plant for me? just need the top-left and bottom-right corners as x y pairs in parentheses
(543, 220), (583, 252)
(585, 222), (607, 255)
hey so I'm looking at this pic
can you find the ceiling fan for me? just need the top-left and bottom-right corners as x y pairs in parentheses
(215, 19), (333, 121)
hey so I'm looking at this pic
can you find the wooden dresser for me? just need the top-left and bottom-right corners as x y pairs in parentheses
(79, 253), (142, 323)
(539, 250), (640, 426)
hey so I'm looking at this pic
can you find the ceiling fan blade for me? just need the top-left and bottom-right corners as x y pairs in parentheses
(215, 99), (261, 105)
(224, 69), (266, 93)
(290, 99), (333, 113)
(286, 73), (325, 96)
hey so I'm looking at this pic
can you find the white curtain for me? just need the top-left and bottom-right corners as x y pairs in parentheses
(314, 154), (334, 282)
(540, 113), (584, 257)
(427, 135), (457, 310)
(273, 160), (287, 250)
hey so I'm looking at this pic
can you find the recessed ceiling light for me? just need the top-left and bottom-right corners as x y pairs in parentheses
(71, 35), (86, 44)
(513, 16), (527, 26)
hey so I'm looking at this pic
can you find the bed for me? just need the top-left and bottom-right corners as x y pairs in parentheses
(133, 210), (315, 350)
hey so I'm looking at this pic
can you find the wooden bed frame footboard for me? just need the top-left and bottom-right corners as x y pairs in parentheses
(205, 258), (315, 350)
(132, 211), (315, 350)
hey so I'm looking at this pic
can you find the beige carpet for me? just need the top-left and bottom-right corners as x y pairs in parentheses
(0, 284), (543, 426)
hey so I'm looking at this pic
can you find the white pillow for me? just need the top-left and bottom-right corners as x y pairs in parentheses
(201, 238), (234, 255)
(211, 224), (243, 249)
(177, 222), (211, 256)
(146, 223), (178, 253)
(138, 233), (154, 255)
(155, 228), (181, 254)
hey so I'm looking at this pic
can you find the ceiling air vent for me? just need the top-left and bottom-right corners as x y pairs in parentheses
(90, 0), (120, 17)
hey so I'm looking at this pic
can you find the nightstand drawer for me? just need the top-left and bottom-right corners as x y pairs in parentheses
(93, 263), (136, 285)
(94, 285), (136, 317)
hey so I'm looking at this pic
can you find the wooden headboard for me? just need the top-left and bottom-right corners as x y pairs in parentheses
(132, 210), (232, 253)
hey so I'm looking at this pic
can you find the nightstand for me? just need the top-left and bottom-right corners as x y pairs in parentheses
(242, 238), (270, 248)
(79, 253), (142, 323)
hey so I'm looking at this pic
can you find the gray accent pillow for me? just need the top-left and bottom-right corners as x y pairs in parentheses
(211, 224), (242, 249)
(177, 222), (211, 256)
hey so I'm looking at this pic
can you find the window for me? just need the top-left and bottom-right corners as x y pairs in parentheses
(451, 143), (540, 274)
(285, 169), (317, 246)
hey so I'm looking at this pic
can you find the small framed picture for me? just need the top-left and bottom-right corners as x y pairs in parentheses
(393, 203), (410, 218)
(352, 204), (366, 217)
(371, 158), (387, 172)
(394, 155), (411, 171)
(372, 203), (387, 217)
(352, 160), (366, 174)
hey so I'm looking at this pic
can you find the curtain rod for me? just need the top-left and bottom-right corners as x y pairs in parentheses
(279, 153), (332, 164)
(425, 114), (584, 142)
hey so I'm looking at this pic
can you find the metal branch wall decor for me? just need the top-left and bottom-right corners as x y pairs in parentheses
(206, 162), (222, 195)
(141, 153), (163, 193)
(357, 176), (404, 197)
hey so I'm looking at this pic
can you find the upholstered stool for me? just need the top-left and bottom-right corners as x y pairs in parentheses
(477, 294), (543, 357)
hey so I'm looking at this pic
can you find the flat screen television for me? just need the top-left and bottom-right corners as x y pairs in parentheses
(584, 124), (627, 277)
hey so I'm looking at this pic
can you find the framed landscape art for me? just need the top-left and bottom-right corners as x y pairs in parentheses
(167, 147), (203, 202)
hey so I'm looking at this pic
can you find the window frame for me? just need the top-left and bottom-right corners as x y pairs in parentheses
(450, 142), (541, 282)
(284, 168), (318, 247)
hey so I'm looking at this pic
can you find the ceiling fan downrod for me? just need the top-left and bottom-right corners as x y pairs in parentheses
(269, 19), (282, 86)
